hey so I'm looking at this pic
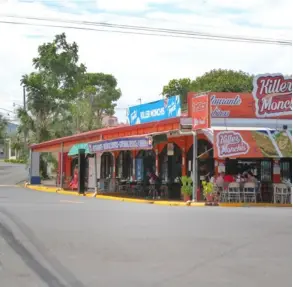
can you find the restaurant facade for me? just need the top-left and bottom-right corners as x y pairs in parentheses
(29, 74), (292, 202)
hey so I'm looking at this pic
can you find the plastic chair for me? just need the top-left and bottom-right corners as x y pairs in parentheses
(243, 182), (256, 203)
(274, 183), (291, 204)
(228, 182), (241, 202)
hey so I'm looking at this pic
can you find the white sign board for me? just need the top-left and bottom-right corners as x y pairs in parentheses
(31, 152), (40, 177)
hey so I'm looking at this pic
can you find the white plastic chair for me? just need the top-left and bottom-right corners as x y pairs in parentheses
(228, 182), (241, 202)
(216, 185), (226, 202)
(274, 183), (291, 204)
(243, 182), (256, 203)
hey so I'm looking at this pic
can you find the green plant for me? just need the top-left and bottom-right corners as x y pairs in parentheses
(180, 176), (193, 196)
(4, 159), (25, 164)
(202, 180), (214, 199)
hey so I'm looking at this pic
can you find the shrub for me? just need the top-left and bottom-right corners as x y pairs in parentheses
(4, 159), (25, 164)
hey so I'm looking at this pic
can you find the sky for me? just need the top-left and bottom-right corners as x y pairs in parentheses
(0, 0), (292, 123)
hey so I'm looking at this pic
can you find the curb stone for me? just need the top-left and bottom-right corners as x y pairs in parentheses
(25, 185), (292, 208)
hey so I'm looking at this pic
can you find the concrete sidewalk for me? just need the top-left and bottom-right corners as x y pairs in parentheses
(24, 184), (292, 208)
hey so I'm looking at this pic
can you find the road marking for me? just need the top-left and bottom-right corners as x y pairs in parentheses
(0, 185), (19, 187)
(59, 200), (84, 204)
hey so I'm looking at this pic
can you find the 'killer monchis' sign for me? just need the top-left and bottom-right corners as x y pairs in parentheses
(215, 131), (249, 158)
(188, 73), (292, 119)
(253, 74), (292, 118)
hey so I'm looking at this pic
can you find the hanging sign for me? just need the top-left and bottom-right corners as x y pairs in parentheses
(88, 136), (152, 153)
(191, 94), (210, 130)
(167, 143), (174, 156)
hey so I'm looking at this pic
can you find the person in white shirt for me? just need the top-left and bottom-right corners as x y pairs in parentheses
(215, 172), (225, 187)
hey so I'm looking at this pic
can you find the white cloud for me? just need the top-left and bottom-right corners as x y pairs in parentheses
(0, 0), (291, 123)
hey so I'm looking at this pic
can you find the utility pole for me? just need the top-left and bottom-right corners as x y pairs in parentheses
(23, 85), (28, 154)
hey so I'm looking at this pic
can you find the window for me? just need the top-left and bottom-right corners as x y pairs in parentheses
(260, 160), (273, 182)
(280, 159), (292, 182)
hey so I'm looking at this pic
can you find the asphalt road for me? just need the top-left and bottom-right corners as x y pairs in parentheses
(0, 186), (291, 287)
(0, 161), (28, 185)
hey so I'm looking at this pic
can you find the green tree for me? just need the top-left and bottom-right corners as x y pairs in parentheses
(19, 33), (87, 144)
(191, 69), (253, 93)
(0, 114), (8, 139)
(71, 73), (121, 133)
(32, 33), (86, 102)
(162, 78), (192, 110)
(163, 69), (254, 108)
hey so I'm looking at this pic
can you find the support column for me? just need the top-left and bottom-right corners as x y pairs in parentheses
(181, 148), (186, 176)
(60, 143), (64, 188)
(112, 152), (116, 179)
(30, 150), (40, 184)
(132, 151), (136, 180)
(29, 148), (32, 183)
(192, 132), (198, 202)
(94, 153), (98, 192)
(155, 149), (159, 176)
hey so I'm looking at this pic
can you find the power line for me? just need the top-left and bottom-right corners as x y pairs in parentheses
(0, 15), (291, 46)
(0, 107), (14, 113)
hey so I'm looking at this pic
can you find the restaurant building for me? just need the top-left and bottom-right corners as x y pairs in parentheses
(29, 74), (292, 202)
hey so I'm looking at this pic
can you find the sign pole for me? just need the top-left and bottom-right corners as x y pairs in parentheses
(94, 153), (98, 193)
(60, 142), (64, 189)
(192, 131), (198, 202)
(191, 92), (210, 202)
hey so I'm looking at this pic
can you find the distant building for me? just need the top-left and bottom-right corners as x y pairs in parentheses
(6, 122), (18, 135)
(0, 121), (19, 159)
(102, 115), (129, 128)
(102, 115), (118, 127)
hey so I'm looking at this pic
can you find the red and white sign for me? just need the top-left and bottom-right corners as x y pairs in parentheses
(253, 74), (292, 118)
(191, 94), (210, 130)
(215, 131), (249, 158)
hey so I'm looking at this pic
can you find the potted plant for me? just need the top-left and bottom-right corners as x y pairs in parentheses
(180, 176), (193, 201)
(202, 180), (214, 203)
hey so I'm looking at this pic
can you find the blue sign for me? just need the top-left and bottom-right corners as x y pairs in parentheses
(88, 136), (152, 153)
(128, 95), (181, 125)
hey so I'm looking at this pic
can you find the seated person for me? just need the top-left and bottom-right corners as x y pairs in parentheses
(247, 171), (257, 184)
(224, 172), (234, 183)
(215, 172), (225, 187)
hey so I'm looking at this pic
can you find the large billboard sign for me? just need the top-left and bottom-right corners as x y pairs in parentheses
(214, 129), (292, 159)
(188, 74), (292, 120)
(128, 95), (181, 125)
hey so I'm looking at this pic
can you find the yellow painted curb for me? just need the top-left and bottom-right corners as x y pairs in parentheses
(94, 194), (153, 204)
(26, 185), (291, 208)
(219, 203), (292, 207)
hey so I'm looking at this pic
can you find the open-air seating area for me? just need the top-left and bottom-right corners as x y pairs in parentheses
(98, 178), (170, 199)
(214, 182), (291, 204)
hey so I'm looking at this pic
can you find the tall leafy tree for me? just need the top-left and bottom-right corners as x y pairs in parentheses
(0, 114), (8, 139)
(18, 32), (122, 152)
(162, 69), (254, 107)
(32, 33), (86, 101)
(71, 73), (121, 133)
(162, 78), (192, 110)
(19, 33), (87, 144)
(191, 69), (253, 93)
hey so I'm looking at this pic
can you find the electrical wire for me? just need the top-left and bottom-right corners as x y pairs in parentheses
(3, 14), (291, 45)
(0, 15), (291, 46)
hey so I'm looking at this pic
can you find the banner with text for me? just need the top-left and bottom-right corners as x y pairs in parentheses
(128, 95), (181, 125)
(214, 129), (292, 159)
(191, 94), (210, 130)
(188, 74), (292, 119)
(88, 137), (153, 153)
